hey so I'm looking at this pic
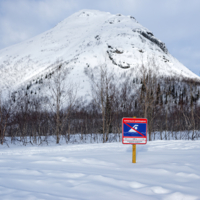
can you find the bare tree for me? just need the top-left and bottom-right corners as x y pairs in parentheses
(0, 91), (9, 145)
(86, 63), (116, 142)
(47, 64), (77, 144)
(137, 58), (159, 140)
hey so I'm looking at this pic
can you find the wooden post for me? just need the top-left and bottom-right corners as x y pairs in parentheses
(132, 116), (136, 163)
(132, 144), (136, 163)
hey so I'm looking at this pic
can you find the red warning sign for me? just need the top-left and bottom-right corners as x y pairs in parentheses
(122, 118), (147, 144)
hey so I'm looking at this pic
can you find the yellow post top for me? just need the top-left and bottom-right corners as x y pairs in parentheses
(133, 116), (136, 118)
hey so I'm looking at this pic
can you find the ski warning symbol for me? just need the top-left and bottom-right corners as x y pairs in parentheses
(122, 118), (147, 144)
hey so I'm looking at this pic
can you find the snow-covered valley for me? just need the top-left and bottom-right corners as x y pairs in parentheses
(0, 10), (200, 199)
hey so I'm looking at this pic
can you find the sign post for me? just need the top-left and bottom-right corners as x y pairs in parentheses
(132, 144), (136, 163)
(122, 117), (147, 163)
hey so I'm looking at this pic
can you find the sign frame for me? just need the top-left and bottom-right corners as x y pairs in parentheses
(122, 118), (147, 145)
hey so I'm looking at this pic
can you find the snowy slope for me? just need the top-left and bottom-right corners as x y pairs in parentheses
(0, 9), (199, 96)
(0, 140), (200, 200)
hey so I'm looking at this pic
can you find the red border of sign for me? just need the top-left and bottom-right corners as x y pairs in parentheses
(122, 118), (147, 145)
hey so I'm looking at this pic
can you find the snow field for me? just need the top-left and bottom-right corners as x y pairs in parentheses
(0, 140), (200, 200)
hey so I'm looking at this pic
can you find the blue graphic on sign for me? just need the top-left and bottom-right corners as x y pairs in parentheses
(123, 123), (147, 137)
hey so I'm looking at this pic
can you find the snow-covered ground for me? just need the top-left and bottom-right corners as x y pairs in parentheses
(0, 140), (200, 200)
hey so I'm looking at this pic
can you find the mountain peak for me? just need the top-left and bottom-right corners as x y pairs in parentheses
(0, 9), (199, 94)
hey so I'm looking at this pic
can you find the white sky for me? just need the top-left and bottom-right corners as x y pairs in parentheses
(0, 0), (199, 76)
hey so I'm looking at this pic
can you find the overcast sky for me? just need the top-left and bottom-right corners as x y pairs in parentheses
(0, 0), (199, 76)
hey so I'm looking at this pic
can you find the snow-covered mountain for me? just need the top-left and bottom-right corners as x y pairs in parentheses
(0, 9), (199, 97)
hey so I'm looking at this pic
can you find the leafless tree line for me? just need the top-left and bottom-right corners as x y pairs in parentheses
(0, 61), (200, 145)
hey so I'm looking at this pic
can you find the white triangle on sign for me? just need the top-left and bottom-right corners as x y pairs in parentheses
(128, 125), (138, 132)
